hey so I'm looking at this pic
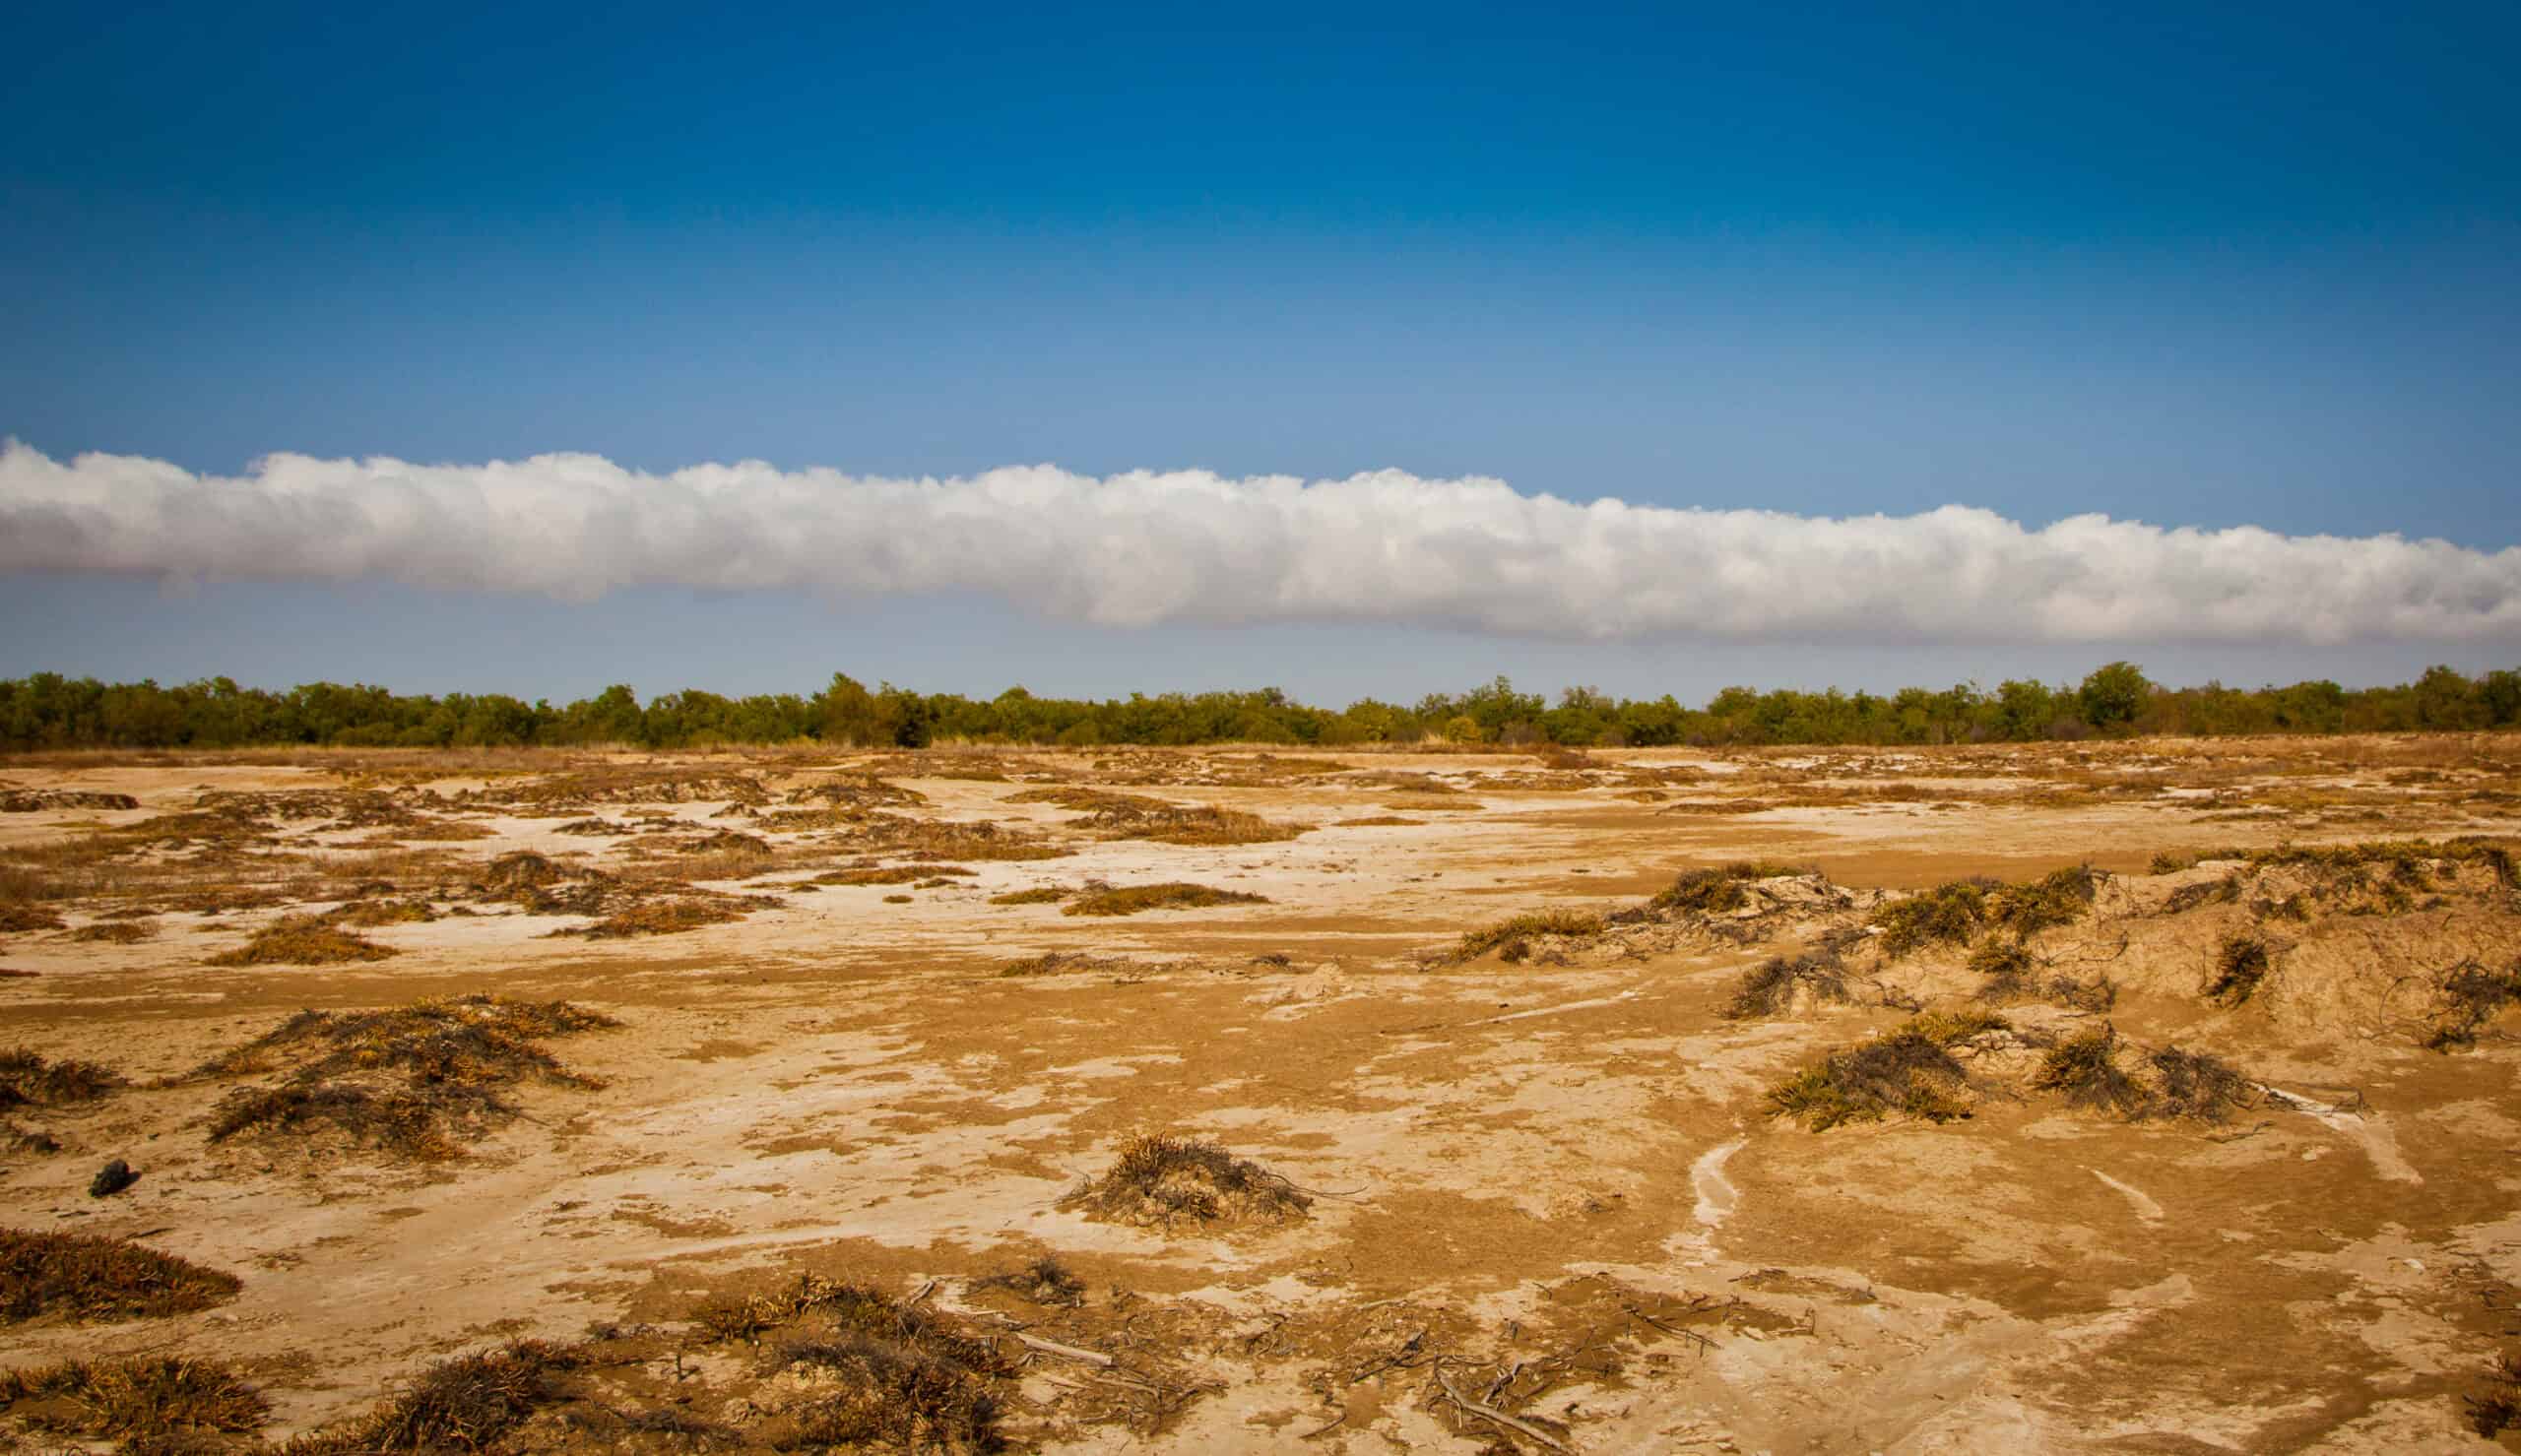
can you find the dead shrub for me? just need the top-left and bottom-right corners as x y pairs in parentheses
(1450, 909), (1603, 961)
(988, 886), (1069, 906)
(2028, 1025), (2150, 1116)
(2465, 1351), (2521, 1439)
(0, 1228), (242, 1323)
(70, 918), (157, 944)
(0, 907), (68, 933)
(1871, 880), (1993, 957)
(1062, 1133), (1311, 1230)
(1062, 883), (1267, 918)
(998, 951), (1128, 978)
(2045, 974), (2119, 1013)
(323, 899), (436, 928)
(560, 898), (749, 938)
(195, 997), (614, 1161)
(206, 917), (399, 967)
(1723, 951), (1849, 1019)
(2204, 934), (2272, 1006)
(0, 1048), (125, 1107)
(1968, 938), (2036, 998)
(2144, 1046), (2256, 1123)
(0, 1356), (268, 1445)
(975, 1254), (1086, 1307)
(2423, 959), (2521, 1051)
(818, 865), (976, 886)
(283, 1340), (581, 1454)
(1766, 1013), (2004, 1131)
(1651, 860), (1811, 916)
(685, 1274), (1012, 1452)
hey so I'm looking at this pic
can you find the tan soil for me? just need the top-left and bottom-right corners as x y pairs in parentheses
(2, 735), (2518, 1452)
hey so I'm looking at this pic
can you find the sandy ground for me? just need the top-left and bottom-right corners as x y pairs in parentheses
(3, 735), (2519, 1452)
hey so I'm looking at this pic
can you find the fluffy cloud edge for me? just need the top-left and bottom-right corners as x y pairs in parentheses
(3, 440), (2516, 644)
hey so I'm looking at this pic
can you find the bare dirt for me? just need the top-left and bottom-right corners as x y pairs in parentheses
(3, 735), (2519, 1452)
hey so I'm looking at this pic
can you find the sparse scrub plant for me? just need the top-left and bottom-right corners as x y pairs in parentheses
(2204, 934), (2273, 1006)
(1, 1228), (243, 1323)
(1450, 908), (1604, 961)
(1062, 1133), (1311, 1229)
(1063, 882), (1268, 917)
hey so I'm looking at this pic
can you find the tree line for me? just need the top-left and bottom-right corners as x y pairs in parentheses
(1, 663), (2516, 753)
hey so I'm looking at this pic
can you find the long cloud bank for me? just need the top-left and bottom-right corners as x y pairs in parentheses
(3, 440), (2516, 644)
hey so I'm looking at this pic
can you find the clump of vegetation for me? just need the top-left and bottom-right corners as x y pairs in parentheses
(818, 864), (976, 886)
(286, 1340), (581, 1454)
(1723, 951), (1850, 1019)
(1651, 860), (1811, 915)
(69, 918), (156, 944)
(1875, 865), (2098, 958)
(194, 996), (615, 1161)
(1872, 880), (1994, 957)
(977, 1254), (1086, 1306)
(2204, 934), (2273, 1006)
(561, 898), (748, 938)
(2045, 974), (2119, 1013)
(323, 898), (436, 928)
(0, 1048), (124, 1107)
(1765, 1013), (2004, 1131)
(2028, 1025), (2150, 1116)
(0, 907), (69, 933)
(998, 951), (1117, 978)
(2423, 959), (2521, 1051)
(2145, 1045), (2256, 1123)
(1062, 1133), (1312, 1230)
(1968, 938), (2036, 997)
(1062, 883), (1268, 918)
(686, 1274), (1014, 1452)
(1987, 864), (2098, 936)
(988, 886), (1069, 906)
(1, 1228), (242, 1323)
(0, 1355), (268, 1445)
(2465, 1351), (2521, 1439)
(1450, 908), (1604, 962)
(206, 916), (400, 967)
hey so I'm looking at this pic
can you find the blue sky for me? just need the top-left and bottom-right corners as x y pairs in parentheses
(4, 1), (2516, 700)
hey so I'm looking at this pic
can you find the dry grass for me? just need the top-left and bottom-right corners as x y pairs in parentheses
(0, 1355), (268, 1445)
(323, 898), (435, 928)
(2424, 959), (2521, 1051)
(976, 1254), (1086, 1306)
(1766, 1012), (2005, 1131)
(196, 997), (615, 1162)
(998, 950), (1130, 978)
(1723, 951), (1850, 1019)
(0, 906), (67, 932)
(559, 898), (749, 938)
(818, 864), (977, 886)
(1332, 815), (1423, 827)
(69, 918), (157, 943)
(205, 916), (400, 967)
(0, 1048), (124, 1107)
(2204, 934), (2273, 1006)
(2144, 1045), (2257, 1122)
(2027, 1024), (2151, 1116)
(1062, 1133), (1311, 1230)
(1010, 788), (1311, 846)
(284, 1340), (580, 1454)
(2465, 1351), (2521, 1438)
(1874, 865), (2098, 958)
(1450, 908), (1605, 962)
(1063, 882), (1268, 918)
(0, 1228), (242, 1323)
(988, 886), (1070, 906)
(684, 1274), (1014, 1452)
(1650, 860), (1813, 915)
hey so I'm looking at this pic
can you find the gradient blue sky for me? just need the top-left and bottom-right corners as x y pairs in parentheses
(5, 1), (2516, 700)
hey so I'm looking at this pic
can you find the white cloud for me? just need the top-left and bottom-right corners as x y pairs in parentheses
(2, 440), (2515, 644)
